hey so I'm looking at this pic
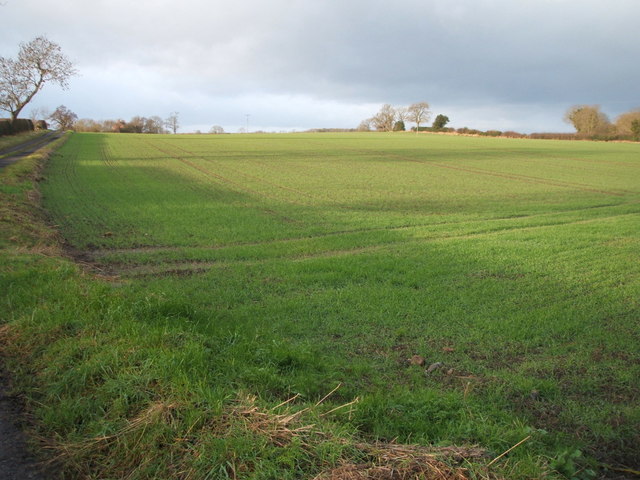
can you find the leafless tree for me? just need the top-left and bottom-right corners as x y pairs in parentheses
(407, 102), (431, 132)
(357, 119), (372, 132)
(395, 106), (409, 123)
(29, 105), (50, 124)
(74, 118), (101, 132)
(209, 125), (225, 134)
(0, 36), (77, 123)
(371, 104), (396, 132)
(49, 105), (77, 130)
(145, 116), (166, 134)
(127, 116), (146, 133)
(165, 111), (180, 134)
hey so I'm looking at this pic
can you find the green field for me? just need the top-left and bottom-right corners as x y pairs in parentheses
(3, 132), (640, 479)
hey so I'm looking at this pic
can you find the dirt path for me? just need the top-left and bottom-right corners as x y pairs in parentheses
(0, 131), (63, 170)
(0, 365), (54, 479)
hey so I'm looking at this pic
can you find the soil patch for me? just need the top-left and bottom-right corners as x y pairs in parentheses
(0, 361), (56, 479)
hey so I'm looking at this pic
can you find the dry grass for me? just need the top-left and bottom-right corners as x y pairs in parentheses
(42, 388), (495, 480)
(227, 393), (319, 447)
(314, 442), (491, 480)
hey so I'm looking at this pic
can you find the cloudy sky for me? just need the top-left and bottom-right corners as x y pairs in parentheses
(2, 0), (639, 133)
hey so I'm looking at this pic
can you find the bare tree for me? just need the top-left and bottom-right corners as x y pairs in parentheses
(407, 102), (431, 132)
(209, 125), (225, 134)
(396, 106), (409, 123)
(49, 105), (77, 130)
(126, 116), (146, 133)
(29, 105), (50, 124)
(145, 116), (166, 134)
(357, 119), (372, 132)
(0, 36), (77, 123)
(165, 111), (180, 134)
(74, 118), (101, 132)
(371, 104), (396, 132)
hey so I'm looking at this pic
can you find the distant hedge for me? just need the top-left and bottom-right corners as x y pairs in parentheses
(0, 118), (35, 136)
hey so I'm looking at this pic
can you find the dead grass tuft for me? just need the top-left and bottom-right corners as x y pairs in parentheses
(314, 441), (493, 480)
(227, 393), (318, 447)
(314, 462), (465, 480)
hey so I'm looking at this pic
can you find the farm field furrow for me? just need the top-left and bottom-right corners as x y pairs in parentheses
(38, 132), (640, 479)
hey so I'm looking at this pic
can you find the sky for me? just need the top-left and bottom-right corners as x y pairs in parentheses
(1, 0), (639, 133)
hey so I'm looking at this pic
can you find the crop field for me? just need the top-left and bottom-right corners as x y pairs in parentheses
(8, 131), (640, 478)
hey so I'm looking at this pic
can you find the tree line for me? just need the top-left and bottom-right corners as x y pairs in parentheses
(72, 112), (181, 134)
(25, 106), (185, 135)
(2, 37), (639, 141)
(564, 105), (640, 141)
(358, 102), (450, 132)
(0, 37), (188, 135)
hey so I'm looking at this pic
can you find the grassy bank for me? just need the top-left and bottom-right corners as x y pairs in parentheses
(0, 130), (48, 154)
(2, 132), (639, 479)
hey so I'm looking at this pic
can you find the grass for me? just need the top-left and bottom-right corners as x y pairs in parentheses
(1, 131), (639, 479)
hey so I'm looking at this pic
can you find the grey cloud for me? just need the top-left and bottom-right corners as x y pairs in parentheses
(1, 0), (639, 131)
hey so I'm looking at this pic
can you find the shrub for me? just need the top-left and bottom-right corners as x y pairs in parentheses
(0, 118), (34, 136)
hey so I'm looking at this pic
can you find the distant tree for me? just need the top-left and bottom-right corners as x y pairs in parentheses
(614, 109), (640, 136)
(432, 114), (450, 130)
(29, 106), (50, 125)
(145, 116), (166, 134)
(393, 120), (405, 131)
(0, 36), (77, 123)
(209, 125), (225, 134)
(74, 118), (101, 132)
(125, 116), (146, 133)
(395, 106), (409, 123)
(49, 105), (77, 130)
(357, 119), (372, 132)
(407, 102), (431, 133)
(371, 104), (396, 132)
(100, 119), (121, 133)
(631, 119), (640, 142)
(564, 105), (610, 136)
(165, 111), (180, 134)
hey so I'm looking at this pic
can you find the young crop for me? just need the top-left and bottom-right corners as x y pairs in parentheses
(3, 131), (639, 479)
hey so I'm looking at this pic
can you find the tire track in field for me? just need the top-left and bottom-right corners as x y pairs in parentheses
(112, 209), (640, 277)
(48, 141), (116, 239)
(115, 244), (387, 278)
(140, 139), (305, 224)
(161, 141), (319, 204)
(146, 139), (297, 202)
(90, 208), (640, 276)
(148, 140), (413, 219)
(87, 201), (640, 258)
(372, 149), (627, 196)
(425, 160), (629, 196)
(293, 138), (630, 197)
